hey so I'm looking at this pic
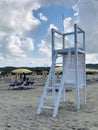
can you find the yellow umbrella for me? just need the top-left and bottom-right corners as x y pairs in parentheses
(55, 67), (62, 72)
(86, 68), (98, 74)
(11, 68), (32, 74)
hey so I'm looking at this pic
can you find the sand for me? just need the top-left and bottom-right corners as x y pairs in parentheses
(0, 77), (98, 130)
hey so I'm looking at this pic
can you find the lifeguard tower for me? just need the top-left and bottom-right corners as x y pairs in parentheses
(37, 24), (86, 117)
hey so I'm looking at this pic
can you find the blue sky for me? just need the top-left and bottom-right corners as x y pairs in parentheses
(0, 0), (98, 67)
(33, 4), (74, 43)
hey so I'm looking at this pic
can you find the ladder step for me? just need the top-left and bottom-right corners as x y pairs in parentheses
(55, 71), (62, 73)
(47, 87), (53, 90)
(47, 86), (59, 91)
(55, 78), (61, 81)
(57, 55), (62, 57)
(55, 63), (63, 65)
(43, 106), (54, 109)
(55, 83), (59, 87)
(45, 96), (57, 100)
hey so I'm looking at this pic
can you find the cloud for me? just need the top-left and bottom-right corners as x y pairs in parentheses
(47, 24), (58, 33)
(38, 13), (48, 21)
(0, 35), (25, 58)
(77, 0), (98, 54)
(0, 0), (98, 67)
(0, 34), (34, 59)
(86, 54), (98, 64)
(62, 0), (98, 63)
(39, 0), (76, 8)
(0, 0), (40, 67)
(0, 56), (51, 67)
(0, 0), (79, 67)
(0, 0), (41, 36)
(37, 24), (58, 57)
(38, 40), (51, 57)
(21, 38), (34, 52)
(63, 17), (73, 33)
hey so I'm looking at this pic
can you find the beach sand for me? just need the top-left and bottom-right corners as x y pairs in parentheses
(0, 77), (98, 130)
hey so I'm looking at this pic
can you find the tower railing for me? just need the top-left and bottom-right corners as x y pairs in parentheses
(51, 24), (85, 58)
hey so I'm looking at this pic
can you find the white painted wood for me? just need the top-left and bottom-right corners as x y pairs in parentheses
(37, 24), (86, 117)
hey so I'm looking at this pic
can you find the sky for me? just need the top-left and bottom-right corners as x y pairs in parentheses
(0, 0), (98, 67)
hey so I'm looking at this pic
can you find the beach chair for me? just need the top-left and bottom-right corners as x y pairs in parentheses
(9, 80), (23, 89)
(9, 79), (35, 90)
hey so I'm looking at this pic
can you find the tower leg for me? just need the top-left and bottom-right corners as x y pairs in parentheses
(62, 87), (65, 102)
(76, 86), (80, 110)
(83, 85), (86, 105)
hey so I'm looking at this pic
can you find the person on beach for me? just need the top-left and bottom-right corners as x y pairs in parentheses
(23, 73), (26, 81)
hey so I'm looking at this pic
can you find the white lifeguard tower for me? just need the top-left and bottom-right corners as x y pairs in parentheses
(37, 24), (86, 117)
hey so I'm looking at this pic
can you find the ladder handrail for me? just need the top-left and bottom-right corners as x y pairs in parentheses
(53, 50), (71, 117)
(37, 24), (86, 117)
(37, 52), (57, 114)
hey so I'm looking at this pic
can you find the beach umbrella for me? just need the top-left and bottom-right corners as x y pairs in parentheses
(55, 67), (62, 72)
(11, 68), (32, 74)
(86, 69), (98, 74)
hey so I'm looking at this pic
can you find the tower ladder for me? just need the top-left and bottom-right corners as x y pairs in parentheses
(37, 50), (71, 117)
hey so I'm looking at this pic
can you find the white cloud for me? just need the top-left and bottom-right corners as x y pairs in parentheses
(30, 57), (51, 67)
(37, 24), (58, 57)
(0, 35), (34, 59)
(21, 38), (34, 52)
(1, 35), (25, 58)
(38, 13), (48, 21)
(0, 56), (51, 67)
(73, 2), (79, 13)
(73, 2), (80, 23)
(86, 54), (98, 64)
(63, 17), (73, 33)
(0, 0), (40, 67)
(77, 0), (98, 54)
(62, 0), (98, 64)
(0, 0), (80, 67)
(38, 40), (51, 57)
(0, 0), (41, 36)
(0, 0), (98, 67)
(39, 0), (76, 8)
(47, 24), (58, 33)
(71, 0), (98, 64)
